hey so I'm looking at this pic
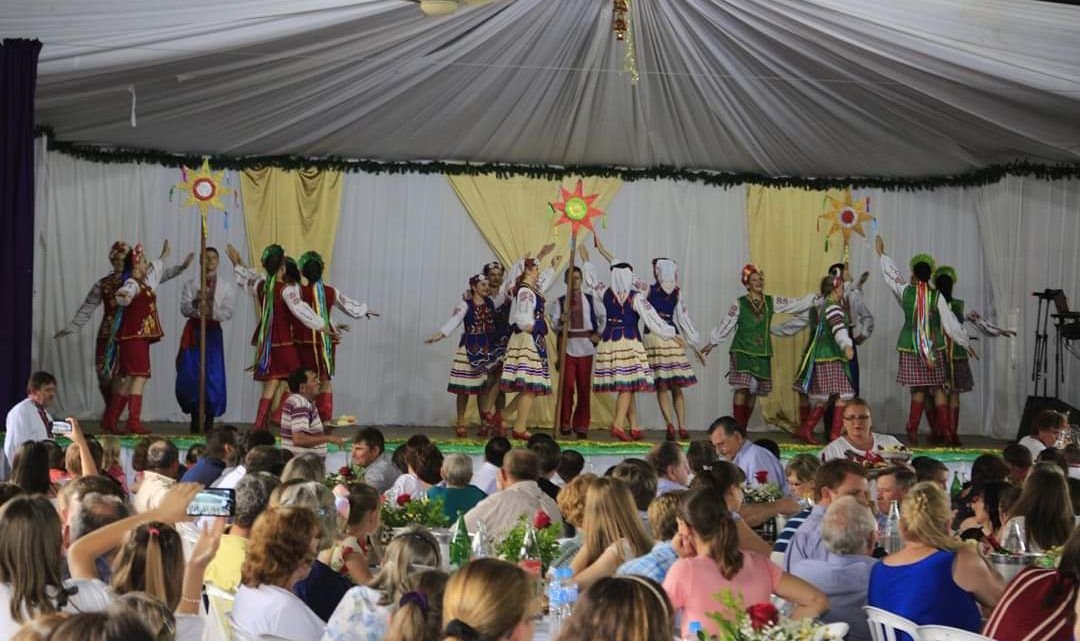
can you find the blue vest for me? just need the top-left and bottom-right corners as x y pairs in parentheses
(601, 289), (641, 342)
(645, 284), (680, 335)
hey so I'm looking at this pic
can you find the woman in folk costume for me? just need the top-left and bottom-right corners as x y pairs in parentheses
(874, 235), (973, 445)
(100, 242), (180, 434)
(701, 264), (819, 429)
(297, 251), (377, 422)
(791, 275), (856, 444)
(499, 252), (559, 441)
(227, 243), (335, 431)
(583, 237), (684, 443)
(932, 265), (1014, 445)
(426, 274), (504, 437)
(644, 257), (701, 441)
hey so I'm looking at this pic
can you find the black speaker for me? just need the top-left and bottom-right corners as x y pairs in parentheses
(1016, 396), (1080, 441)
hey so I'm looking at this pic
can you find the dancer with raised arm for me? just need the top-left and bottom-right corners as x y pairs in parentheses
(227, 243), (336, 431)
(297, 251), (377, 423)
(583, 236), (684, 442)
(644, 257), (701, 441)
(701, 265), (818, 430)
(875, 235), (972, 446)
(427, 273), (504, 438)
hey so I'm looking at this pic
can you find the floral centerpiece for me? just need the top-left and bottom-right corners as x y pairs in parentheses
(380, 493), (450, 529)
(494, 510), (561, 574)
(695, 590), (839, 641)
(742, 472), (783, 504)
(324, 464), (366, 492)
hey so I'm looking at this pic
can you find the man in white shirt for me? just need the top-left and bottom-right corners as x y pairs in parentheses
(134, 440), (180, 513)
(350, 427), (400, 494)
(471, 436), (512, 495)
(463, 449), (563, 540)
(3, 371), (58, 476)
(280, 368), (344, 458)
(550, 266), (605, 437)
(819, 398), (905, 463)
(1018, 409), (1068, 460)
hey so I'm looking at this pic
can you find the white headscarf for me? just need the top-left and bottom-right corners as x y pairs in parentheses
(610, 259), (635, 303)
(654, 258), (678, 294)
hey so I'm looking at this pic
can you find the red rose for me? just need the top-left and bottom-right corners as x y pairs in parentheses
(746, 603), (779, 631)
(396, 493), (412, 506)
(533, 510), (552, 529)
(339, 466), (352, 477)
(754, 470), (768, 484)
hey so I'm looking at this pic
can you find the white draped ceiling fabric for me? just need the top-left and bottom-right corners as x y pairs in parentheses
(4, 0), (1080, 175)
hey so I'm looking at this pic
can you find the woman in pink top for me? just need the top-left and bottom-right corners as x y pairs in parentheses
(663, 487), (827, 637)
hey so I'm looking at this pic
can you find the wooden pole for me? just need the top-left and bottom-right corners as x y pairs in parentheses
(197, 214), (208, 433)
(552, 229), (578, 439)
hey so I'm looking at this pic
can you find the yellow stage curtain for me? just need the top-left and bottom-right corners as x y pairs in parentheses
(448, 174), (622, 428)
(240, 167), (344, 275)
(746, 185), (846, 430)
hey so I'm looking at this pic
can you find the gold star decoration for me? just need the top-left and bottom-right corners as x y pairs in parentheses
(819, 193), (873, 257)
(176, 158), (230, 216)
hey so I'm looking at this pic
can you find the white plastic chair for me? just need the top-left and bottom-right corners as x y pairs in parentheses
(917, 625), (993, 641)
(864, 606), (921, 641)
(203, 584), (236, 641)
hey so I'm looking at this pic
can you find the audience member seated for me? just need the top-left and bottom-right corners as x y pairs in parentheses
(0, 483), (23, 510)
(1001, 465), (1073, 552)
(551, 473), (598, 569)
(570, 477), (654, 589)
(67, 491), (130, 581)
(789, 496), (877, 641)
(385, 437), (443, 503)
(983, 524), (1080, 641)
(951, 454), (1009, 528)
(471, 437), (511, 495)
(608, 459), (659, 534)
(818, 398), (903, 463)
(438, 558), (537, 641)
(133, 439), (179, 513)
(955, 481), (1011, 548)
(56, 474), (125, 544)
(10, 442), (56, 497)
(351, 428), (400, 494)
(96, 437), (128, 496)
(273, 481), (349, 621)
(784, 459), (868, 572)
(709, 416), (790, 494)
(873, 466), (916, 530)
(282, 452), (327, 484)
(204, 471), (280, 593)
(1019, 409), (1068, 460)
(44, 440), (65, 485)
(232, 506), (324, 640)
(217, 443), (286, 490)
(324, 528), (442, 641)
(107, 592), (176, 641)
(3, 371), (58, 476)
(61, 436), (102, 486)
(26, 610), (157, 641)
(427, 453), (486, 521)
(1003, 443), (1033, 485)
(693, 461), (771, 555)
(867, 482), (1003, 637)
(529, 438), (562, 501)
(754, 438), (781, 460)
(325, 484), (381, 586)
(183, 444), (205, 469)
(384, 570), (448, 641)
(281, 368), (345, 458)
(772, 454), (820, 558)
(556, 449), (585, 487)
(464, 449), (562, 540)
(180, 427), (237, 486)
(912, 456), (950, 490)
(686, 439), (718, 480)
(558, 575), (676, 641)
(1038, 447), (1071, 478)
(663, 487), (827, 639)
(617, 490), (685, 583)
(647, 442), (691, 496)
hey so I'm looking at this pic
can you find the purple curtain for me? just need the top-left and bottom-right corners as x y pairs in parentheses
(0, 39), (42, 410)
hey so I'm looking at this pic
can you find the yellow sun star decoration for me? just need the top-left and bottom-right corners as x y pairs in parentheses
(819, 193), (873, 257)
(550, 179), (605, 235)
(176, 158), (230, 216)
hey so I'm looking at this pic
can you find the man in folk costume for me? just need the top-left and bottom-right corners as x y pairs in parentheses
(550, 258), (605, 439)
(791, 275), (856, 444)
(875, 235), (973, 445)
(645, 257), (701, 441)
(56, 241), (190, 407)
(932, 265), (1014, 445)
(175, 247), (237, 434)
(702, 264), (819, 429)
(227, 243), (336, 431)
(297, 251), (377, 423)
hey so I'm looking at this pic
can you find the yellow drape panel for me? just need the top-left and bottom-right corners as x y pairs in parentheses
(448, 174), (622, 428)
(240, 167), (344, 275)
(746, 185), (847, 430)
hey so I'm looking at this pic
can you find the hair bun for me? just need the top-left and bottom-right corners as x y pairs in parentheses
(443, 618), (480, 640)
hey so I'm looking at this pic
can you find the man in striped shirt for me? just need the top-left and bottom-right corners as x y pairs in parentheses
(280, 368), (344, 458)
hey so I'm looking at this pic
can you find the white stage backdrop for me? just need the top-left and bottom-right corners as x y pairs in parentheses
(32, 147), (1080, 438)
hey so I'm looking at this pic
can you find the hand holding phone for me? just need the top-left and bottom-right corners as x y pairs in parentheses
(51, 420), (73, 436)
(186, 488), (236, 517)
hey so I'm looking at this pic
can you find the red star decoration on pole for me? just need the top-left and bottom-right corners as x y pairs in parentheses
(550, 180), (604, 234)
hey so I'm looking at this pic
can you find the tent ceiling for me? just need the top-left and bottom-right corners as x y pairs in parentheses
(7, 0), (1080, 176)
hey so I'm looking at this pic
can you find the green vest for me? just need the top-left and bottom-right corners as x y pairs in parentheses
(731, 295), (774, 357)
(807, 302), (848, 363)
(896, 284), (942, 354)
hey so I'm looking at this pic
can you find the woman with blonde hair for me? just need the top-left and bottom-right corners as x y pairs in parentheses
(280, 452), (326, 484)
(551, 473), (597, 569)
(98, 436), (129, 495)
(323, 528), (442, 641)
(557, 575), (675, 641)
(384, 570), (448, 641)
(441, 558), (538, 641)
(569, 477), (653, 588)
(867, 482), (1004, 634)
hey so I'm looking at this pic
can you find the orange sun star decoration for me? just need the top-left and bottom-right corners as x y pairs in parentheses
(819, 192), (873, 258)
(550, 180), (605, 234)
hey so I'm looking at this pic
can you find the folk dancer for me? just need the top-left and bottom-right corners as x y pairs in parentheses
(644, 257), (701, 441)
(550, 261), (605, 439)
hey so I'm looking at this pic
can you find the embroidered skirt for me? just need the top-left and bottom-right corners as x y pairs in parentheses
(727, 353), (772, 394)
(254, 343), (302, 381)
(896, 351), (946, 388)
(500, 332), (551, 394)
(448, 344), (495, 395)
(118, 339), (153, 377)
(593, 336), (655, 393)
(643, 333), (697, 390)
(794, 360), (854, 400)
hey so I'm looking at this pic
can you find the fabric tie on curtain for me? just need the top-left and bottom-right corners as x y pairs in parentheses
(0, 39), (42, 411)
(746, 185), (845, 431)
(448, 174), (621, 428)
(240, 167), (343, 274)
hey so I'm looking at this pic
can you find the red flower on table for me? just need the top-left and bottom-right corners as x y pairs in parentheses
(533, 509), (552, 529)
(754, 470), (768, 484)
(396, 493), (412, 506)
(746, 602), (779, 631)
(339, 466), (352, 477)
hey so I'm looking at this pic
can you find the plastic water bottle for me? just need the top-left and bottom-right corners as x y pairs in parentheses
(546, 568), (575, 638)
(684, 620), (703, 641)
(471, 519), (490, 558)
(557, 567), (577, 614)
(881, 500), (902, 554)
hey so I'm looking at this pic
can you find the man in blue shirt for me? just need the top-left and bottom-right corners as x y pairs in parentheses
(784, 458), (869, 572)
(709, 416), (790, 494)
(618, 489), (685, 583)
(181, 426), (238, 486)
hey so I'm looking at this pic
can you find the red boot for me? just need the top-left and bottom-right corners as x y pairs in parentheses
(125, 395), (148, 435)
(665, 423), (677, 442)
(101, 394), (128, 434)
(316, 392), (333, 423)
(678, 426), (690, 440)
(733, 403), (752, 430)
(952, 406), (961, 441)
(924, 403), (942, 444)
(938, 404), (961, 446)
(794, 405), (826, 445)
(253, 397), (272, 431)
(904, 399), (925, 445)
(798, 403), (810, 427)
(829, 404), (845, 441)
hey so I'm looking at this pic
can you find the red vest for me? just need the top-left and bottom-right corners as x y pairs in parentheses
(296, 283), (337, 346)
(251, 281), (296, 348)
(118, 279), (163, 342)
